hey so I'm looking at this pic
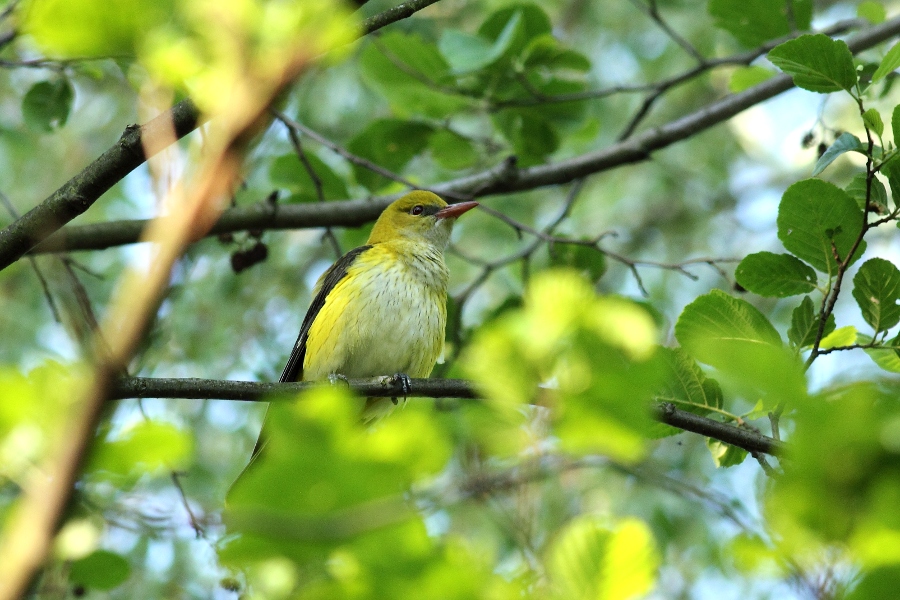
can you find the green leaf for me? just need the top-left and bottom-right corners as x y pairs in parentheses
(492, 109), (559, 166)
(546, 517), (659, 600)
(845, 172), (888, 213)
(523, 35), (591, 72)
(428, 129), (478, 170)
(735, 252), (817, 297)
(22, 79), (74, 132)
(478, 3), (551, 47)
(768, 34), (857, 94)
(25, 0), (176, 56)
(882, 155), (900, 209)
(864, 108), (885, 137)
(69, 550), (130, 590)
(852, 258), (900, 332)
(729, 66), (776, 93)
(859, 333), (900, 373)
(812, 132), (862, 176)
(549, 244), (606, 281)
(709, 0), (811, 47)
(859, 1), (887, 24)
(439, 11), (523, 74)
(707, 438), (748, 467)
(893, 104), (900, 151)
(88, 422), (192, 478)
(819, 325), (857, 349)
(777, 179), (866, 273)
(358, 32), (469, 119)
(873, 41), (900, 82)
(847, 567), (900, 600)
(675, 290), (782, 368)
(269, 152), (349, 202)
(652, 348), (723, 438)
(788, 295), (835, 348)
(346, 119), (434, 191)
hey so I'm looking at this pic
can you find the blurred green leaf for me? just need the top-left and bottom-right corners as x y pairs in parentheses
(735, 252), (817, 297)
(847, 566), (900, 600)
(270, 152), (349, 202)
(882, 154), (900, 210)
(25, 0), (176, 56)
(859, 1), (887, 24)
(439, 11), (523, 74)
(69, 550), (130, 590)
(358, 32), (469, 119)
(429, 129), (478, 170)
(478, 3), (551, 49)
(493, 109), (559, 166)
(788, 295), (835, 348)
(729, 66), (776, 93)
(812, 132), (862, 176)
(464, 270), (659, 461)
(88, 421), (193, 479)
(873, 42), (900, 82)
(22, 79), (74, 133)
(550, 244), (606, 281)
(347, 119), (434, 191)
(770, 382), (900, 543)
(768, 34), (857, 93)
(853, 258), (900, 333)
(523, 35), (591, 72)
(709, 0), (811, 47)
(546, 517), (658, 600)
(777, 179), (866, 273)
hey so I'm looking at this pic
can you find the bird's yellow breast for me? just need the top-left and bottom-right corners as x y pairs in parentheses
(302, 241), (448, 381)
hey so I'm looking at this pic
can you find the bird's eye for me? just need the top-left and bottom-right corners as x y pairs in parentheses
(411, 205), (424, 216)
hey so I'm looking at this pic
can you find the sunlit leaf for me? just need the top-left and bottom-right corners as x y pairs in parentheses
(546, 517), (658, 600)
(819, 325), (857, 350)
(859, 1), (887, 24)
(873, 42), (900, 82)
(864, 108), (885, 137)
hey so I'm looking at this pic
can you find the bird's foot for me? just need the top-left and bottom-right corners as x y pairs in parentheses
(389, 372), (412, 405)
(327, 373), (350, 387)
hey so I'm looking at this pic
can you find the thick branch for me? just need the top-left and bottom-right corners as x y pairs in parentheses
(110, 376), (784, 456)
(0, 0), (443, 269)
(30, 15), (900, 255)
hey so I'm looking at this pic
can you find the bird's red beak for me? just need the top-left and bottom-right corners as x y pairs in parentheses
(434, 201), (479, 220)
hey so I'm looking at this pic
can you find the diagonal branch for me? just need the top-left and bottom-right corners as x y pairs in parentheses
(27, 15), (900, 255)
(109, 376), (786, 456)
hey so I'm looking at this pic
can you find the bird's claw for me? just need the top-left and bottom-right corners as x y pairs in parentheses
(389, 372), (412, 405)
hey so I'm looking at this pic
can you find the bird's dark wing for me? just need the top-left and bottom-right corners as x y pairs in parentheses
(280, 244), (372, 382)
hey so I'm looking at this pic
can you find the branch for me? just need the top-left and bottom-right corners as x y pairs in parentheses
(109, 376), (784, 456)
(29, 15), (900, 255)
(0, 0), (445, 270)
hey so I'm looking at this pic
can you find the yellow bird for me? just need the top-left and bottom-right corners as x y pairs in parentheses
(250, 191), (477, 457)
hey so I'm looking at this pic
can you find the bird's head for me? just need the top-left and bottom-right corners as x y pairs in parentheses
(367, 191), (478, 249)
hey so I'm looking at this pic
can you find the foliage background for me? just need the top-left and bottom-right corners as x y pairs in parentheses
(2, 0), (900, 598)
